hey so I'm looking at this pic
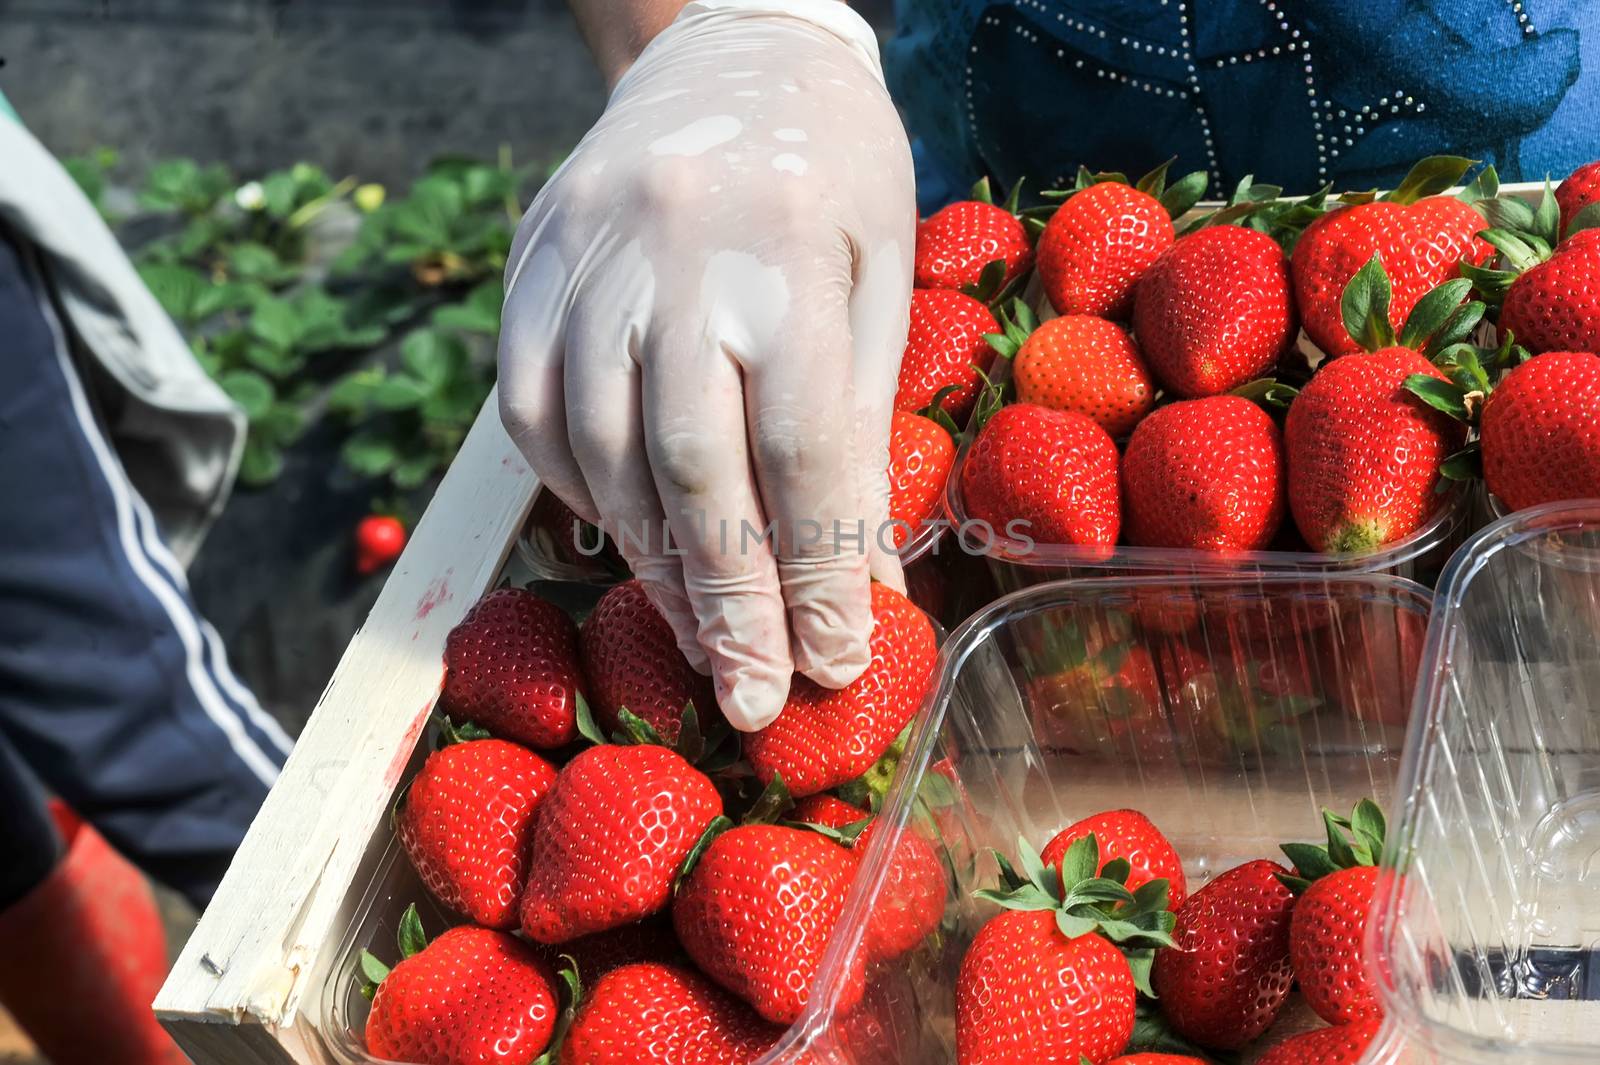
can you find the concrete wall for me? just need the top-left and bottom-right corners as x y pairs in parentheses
(0, 0), (894, 183)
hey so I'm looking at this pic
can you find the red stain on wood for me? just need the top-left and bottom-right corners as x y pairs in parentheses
(383, 689), (441, 788)
(415, 572), (455, 622)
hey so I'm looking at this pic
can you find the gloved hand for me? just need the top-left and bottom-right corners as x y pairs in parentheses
(499, 0), (915, 732)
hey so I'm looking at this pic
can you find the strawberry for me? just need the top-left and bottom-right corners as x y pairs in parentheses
(396, 725), (558, 929)
(957, 833), (1177, 1065)
(559, 961), (785, 1065)
(1108, 1056), (1209, 1065)
(579, 579), (716, 745)
(914, 178), (1034, 293)
(441, 588), (586, 749)
(791, 794), (948, 963)
(1281, 799), (1390, 1026)
(1123, 395), (1285, 552)
(1156, 641), (1319, 765)
(519, 743), (722, 943)
(743, 583), (936, 797)
(1498, 228), (1600, 354)
(888, 410), (956, 550)
(1037, 181), (1176, 319)
(362, 906), (559, 1065)
(673, 823), (863, 1025)
(997, 310), (1157, 437)
(1316, 603), (1427, 729)
(895, 289), (1001, 422)
(355, 514), (406, 575)
(959, 403), (1121, 547)
(1151, 859), (1296, 1050)
(1253, 1017), (1383, 1065)
(1285, 347), (1463, 552)
(1481, 350), (1600, 510)
(1556, 160), (1600, 232)
(1291, 164), (1491, 359)
(1133, 225), (1297, 396)
(1041, 809), (1187, 912)
(1028, 645), (1166, 758)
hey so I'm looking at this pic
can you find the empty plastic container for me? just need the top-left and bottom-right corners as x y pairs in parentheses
(1370, 500), (1600, 1063)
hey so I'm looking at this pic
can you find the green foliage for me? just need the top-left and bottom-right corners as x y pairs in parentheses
(62, 147), (542, 495)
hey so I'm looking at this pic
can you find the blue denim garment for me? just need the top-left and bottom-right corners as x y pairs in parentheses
(888, 0), (1597, 211)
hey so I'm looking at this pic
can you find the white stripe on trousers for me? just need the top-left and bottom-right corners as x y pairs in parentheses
(30, 270), (284, 788)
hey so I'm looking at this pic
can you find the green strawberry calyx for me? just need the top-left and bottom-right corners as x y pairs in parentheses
(358, 902), (429, 1000)
(1278, 797), (1387, 895)
(962, 176), (1034, 306)
(974, 832), (1178, 996)
(531, 958), (583, 1065)
(1340, 255), (1484, 358)
(574, 695), (741, 775)
(434, 713), (493, 747)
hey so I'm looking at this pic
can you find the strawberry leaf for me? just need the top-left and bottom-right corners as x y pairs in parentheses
(1403, 374), (1470, 421)
(1458, 164), (1500, 205)
(616, 707), (664, 747)
(1124, 948), (1159, 998)
(1280, 841), (1340, 882)
(1325, 809), (1363, 867)
(531, 958), (584, 1065)
(1230, 377), (1299, 410)
(1159, 169), (1209, 220)
(976, 883), (1060, 911)
(923, 386), (964, 437)
(675, 814), (733, 891)
(743, 774), (794, 825)
(1398, 278), (1473, 351)
(961, 257), (1009, 303)
(397, 903), (428, 959)
(1001, 176), (1025, 216)
(1135, 158), (1173, 198)
(1056, 832), (1100, 888)
(676, 702), (704, 763)
(1383, 155), (1477, 205)
(1054, 910), (1101, 939)
(1439, 444), (1482, 484)
(1018, 834), (1054, 893)
(1566, 201), (1600, 240)
(573, 691), (607, 746)
(358, 950), (391, 999)
(1099, 857), (1133, 886)
(1061, 878), (1136, 909)
(1532, 178), (1561, 248)
(968, 175), (995, 204)
(1480, 227), (1549, 272)
(1481, 195), (1536, 232)
(1352, 798), (1388, 855)
(1341, 254), (1396, 351)
(1458, 257), (1519, 304)
(1422, 301), (1488, 362)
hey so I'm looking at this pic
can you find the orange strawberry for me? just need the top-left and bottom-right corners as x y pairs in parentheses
(396, 726), (558, 929)
(1133, 225), (1297, 396)
(1123, 395), (1285, 551)
(1037, 181), (1175, 319)
(673, 823), (864, 1025)
(888, 410), (956, 550)
(1556, 160), (1600, 232)
(1291, 160), (1491, 359)
(1481, 350), (1600, 511)
(1285, 347), (1463, 552)
(362, 907), (559, 1065)
(959, 403), (1121, 547)
(914, 178), (1034, 293)
(519, 743), (723, 943)
(1253, 1018), (1383, 1065)
(559, 961), (786, 1065)
(580, 579), (716, 745)
(441, 588), (585, 749)
(895, 289), (1000, 422)
(1041, 809), (1187, 912)
(995, 309), (1156, 437)
(743, 583), (936, 797)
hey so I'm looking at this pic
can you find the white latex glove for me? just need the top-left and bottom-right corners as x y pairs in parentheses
(498, 0), (915, 732)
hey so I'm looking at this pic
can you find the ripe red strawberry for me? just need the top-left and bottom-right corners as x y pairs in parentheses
(441, 588), (585, 749)
(1499, 228), (1600, 354)
(959, 403), (1121, 547)
(1156, 640), (1319, 765)
(397, 732), (557, 929)
(895, 289), (1001, 422)
(1281, 799), (1390, 1025)
(1153, 859), (1296, 1050)
(888, 410), (956, 549)
(580, 579), (715, 744)
(363, 910), (558, 1065)
(1123, 396), (1285, 552)
(1556, 160), (1600, 232)
(1253, 1017), (1383, 1065)
(354, 514), (406, 574)
(519, 743), (722, 943)
(559, 961), (785, 1065)
(1109, 1056), (1209, 1065)
(915, 191), (1034, 293)
(673, 823), (863, 1025)
(1009, 314), (1156, 437)
(1292, 196), (1491, 358)
(791, 794), (948, 963)
(743, 583), (936, 797)
(1038, 181), (1175, 319)
(1133, 225), (1297, 396)
(1028, 644), (1166, 757)
(957, 833), (1176, 1065)
(1481, 351), (1600, 510)
(1285, 347), (1464, 552)
(1041, 809), (1187, 912)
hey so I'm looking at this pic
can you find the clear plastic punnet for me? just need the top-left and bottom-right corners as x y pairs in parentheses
(945, 439), (1474, 596)
(313, 569), (1434, 1063)
(1369, 500), (1600, 1063)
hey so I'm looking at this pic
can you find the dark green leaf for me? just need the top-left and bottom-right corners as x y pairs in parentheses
(1352, 799), (1387, 850)
(1099, 857), (1132, 886)
(249, 296), (301, 351)
(1566, 201), (1600, 239)
(137, 263), (206, 321)
(1125, 949), (1157, 997)
(744, 774), (794, 826)
(1340, 254), (1395, 351)
(1324, 810), (1360, 868)
(1482, 195), (1535, 232)
(1440, 445), (1483, 483)
(1054, 910), (1099, 939)
(343, 433), (402, 477)
(617, 707), (665, 747)
(1533, 179), (1560, 247)
(220, 369), (275, 419)
(1403, 374), (1469, 420)
(1159, 170), (1209, 220)
(1280, 842), (1339, 881)
(391, 454), (438, 490)
(574, 692), (607, 746)
(1398, 279), (1472, 350)
(397, 903), (428, 959)
(1458, 164), (1500, 205)
(1057, 832), (1099, 889)
(1384, 155), (1476, 205)
(373, 375), (433, 411)
(675, 815), (733, 890)
(1423, 301), (1487, 361)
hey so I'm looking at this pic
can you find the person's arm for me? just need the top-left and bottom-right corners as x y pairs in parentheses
(566, 0), (691, 88)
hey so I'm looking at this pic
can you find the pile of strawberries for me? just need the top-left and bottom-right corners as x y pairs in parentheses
(905, 157), (1600, 558)
(358, 578), (941, 1064)
(959, 802), (1394, 1065)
